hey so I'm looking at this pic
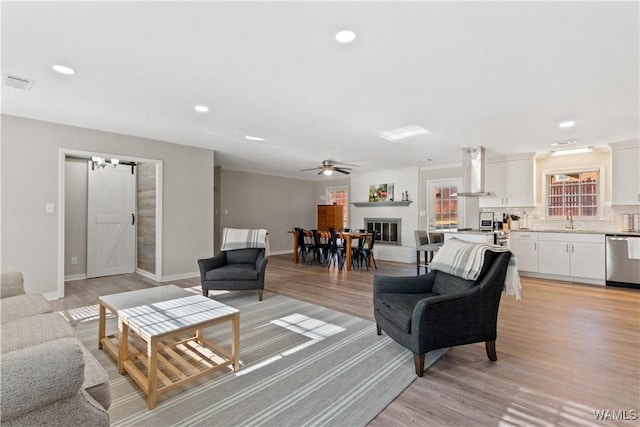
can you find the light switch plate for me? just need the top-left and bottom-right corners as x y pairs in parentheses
(46, 203), (55, 213)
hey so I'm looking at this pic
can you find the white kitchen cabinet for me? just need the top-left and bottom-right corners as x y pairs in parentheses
(538, 233), (605, 282)
(538, 240), (571, 276)
(611, 145), (640, 205)
(479, 158), (534, 208)
(571, 241), (606, 280)
(509, 231), (538, 272)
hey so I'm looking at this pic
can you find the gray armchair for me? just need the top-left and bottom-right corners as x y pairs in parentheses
(373, 249), (511, 376)
(198, 248), (268, 301)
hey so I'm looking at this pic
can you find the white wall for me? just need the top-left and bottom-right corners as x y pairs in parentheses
(1, 115), (215, 296)
(350, 168), (420, 262)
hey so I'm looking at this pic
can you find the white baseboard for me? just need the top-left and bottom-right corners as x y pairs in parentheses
(269, 249), (293, 256)
(43, 291), (62, 300)
(64, 274), (87, 282)
(159, 271), (200, 282)
(136, 268), (158, 281)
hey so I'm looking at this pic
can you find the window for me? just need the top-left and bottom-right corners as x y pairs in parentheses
(545, 169), (600, 218)
(428, 180), (460, 230)
(326, 186), (349, 229)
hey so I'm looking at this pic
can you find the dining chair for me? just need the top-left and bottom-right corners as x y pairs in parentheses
(355, 231), (378, 270)
(311, 229), (328, 266)
(294, 227), (313, 265)
(326, 229), (345, 269)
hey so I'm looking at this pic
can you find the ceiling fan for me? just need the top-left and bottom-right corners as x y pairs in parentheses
(300, 160), (355, 176)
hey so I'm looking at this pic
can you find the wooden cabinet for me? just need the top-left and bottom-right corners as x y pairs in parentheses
(317, 205), (343, 231)
(537, 232), (605, 282)
(479, 158), (535, 208)
(611, 144), (640, 205)
(509, 231), (539, 272)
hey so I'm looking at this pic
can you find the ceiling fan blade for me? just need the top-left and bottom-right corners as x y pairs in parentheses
(300, 166), (323, 171)
(335, 162), (359, 168)
(317, 170), (325, 175)
(334, 168), (351, 174)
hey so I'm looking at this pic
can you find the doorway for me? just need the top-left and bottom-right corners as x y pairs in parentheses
(58, 149), (163, 297)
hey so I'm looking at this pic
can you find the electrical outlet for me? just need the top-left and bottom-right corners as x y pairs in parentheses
(71, 257), (78, 265)
(608, 214), (615, 221)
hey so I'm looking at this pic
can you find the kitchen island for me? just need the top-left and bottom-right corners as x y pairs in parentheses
(444, 230), (498, 245)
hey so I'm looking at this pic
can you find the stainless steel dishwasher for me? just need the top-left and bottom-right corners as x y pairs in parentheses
(606, 234), (640, 289)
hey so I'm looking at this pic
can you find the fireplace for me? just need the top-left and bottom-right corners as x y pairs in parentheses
(364, 218), (401, 245)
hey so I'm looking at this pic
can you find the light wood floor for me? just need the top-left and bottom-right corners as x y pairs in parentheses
(55, 254), (640, 426)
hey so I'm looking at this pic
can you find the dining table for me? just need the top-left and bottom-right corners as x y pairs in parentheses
(288, 229), (371, 271)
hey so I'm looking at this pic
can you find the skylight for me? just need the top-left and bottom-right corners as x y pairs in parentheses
(380, 125), (430, 142)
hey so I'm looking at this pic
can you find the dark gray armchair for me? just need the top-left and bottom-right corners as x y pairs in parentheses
(198, 248), (268, 301)
(373, 249), (511, 376)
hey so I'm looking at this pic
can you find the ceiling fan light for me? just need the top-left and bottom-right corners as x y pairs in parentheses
(323, 169), (334, 176)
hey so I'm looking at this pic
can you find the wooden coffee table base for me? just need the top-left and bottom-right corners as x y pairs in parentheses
(98, 287), (240, 409)
(119, 313), (239, 409)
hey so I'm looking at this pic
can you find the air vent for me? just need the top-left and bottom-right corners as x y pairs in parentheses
(3, 74), (34, 91)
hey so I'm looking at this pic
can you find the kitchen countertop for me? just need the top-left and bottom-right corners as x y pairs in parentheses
(511, 229), (640, 236)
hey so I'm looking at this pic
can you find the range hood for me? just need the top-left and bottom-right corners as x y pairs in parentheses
(456, 146), (495, 197)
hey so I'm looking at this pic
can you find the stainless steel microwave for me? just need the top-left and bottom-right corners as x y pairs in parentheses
(479, 212), (494, 231)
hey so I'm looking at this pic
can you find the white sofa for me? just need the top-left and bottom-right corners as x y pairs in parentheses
(0, 272), (111, 426)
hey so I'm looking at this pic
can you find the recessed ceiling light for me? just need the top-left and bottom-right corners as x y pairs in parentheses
(559, 120), (576, 128)
(335, 30), (356, 43)
(52, 65), (75, 75)
(194, 105), (209, 113)
(245, 135), (265, 141)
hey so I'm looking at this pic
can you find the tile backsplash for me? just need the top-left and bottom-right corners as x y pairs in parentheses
(487, 205), (640, 233)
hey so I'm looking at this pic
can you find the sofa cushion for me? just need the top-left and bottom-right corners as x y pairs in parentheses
(1, 337), (85, 420)
(0, 313), (75, 354)
(80, 345), (111, 410)
(0, 271), (25, 299)
(0, 294), (53, 324)
(374, 293), (435, 333)
(205, 264), (259, 281)
(225, 248), (262, 264)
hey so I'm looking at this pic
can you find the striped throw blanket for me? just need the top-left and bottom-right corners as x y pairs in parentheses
(429, 238), (521, 300)
(221, 228), (270, 256)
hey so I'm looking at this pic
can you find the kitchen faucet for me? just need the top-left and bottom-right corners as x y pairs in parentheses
(565, 212), (574, 230)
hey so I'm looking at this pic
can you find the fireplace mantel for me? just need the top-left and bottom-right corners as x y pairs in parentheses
(352, 201), (412, 207)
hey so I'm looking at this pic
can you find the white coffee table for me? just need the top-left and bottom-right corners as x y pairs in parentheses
(98, 285), (240, 409)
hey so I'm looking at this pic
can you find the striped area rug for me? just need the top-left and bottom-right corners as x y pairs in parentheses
(75, 291), (448, 427)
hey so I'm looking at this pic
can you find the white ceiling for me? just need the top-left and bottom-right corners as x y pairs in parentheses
(2, 1), (638, 179)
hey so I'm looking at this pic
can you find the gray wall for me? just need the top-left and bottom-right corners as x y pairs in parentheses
(219, 169), (316, 254)
(1, 115), (215, 296)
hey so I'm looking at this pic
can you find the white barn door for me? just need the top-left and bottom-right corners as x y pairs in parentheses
(87, 162), (136, 278)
